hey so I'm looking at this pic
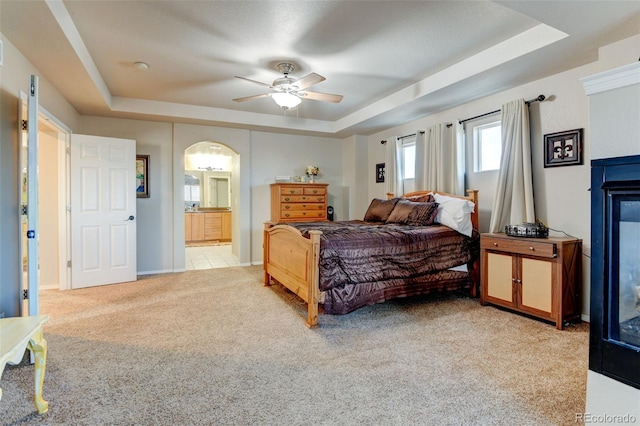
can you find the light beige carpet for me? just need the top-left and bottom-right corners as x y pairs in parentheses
(1, 265), (588, 425)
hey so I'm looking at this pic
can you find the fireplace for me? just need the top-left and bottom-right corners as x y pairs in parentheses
(590, 154), (640, 390)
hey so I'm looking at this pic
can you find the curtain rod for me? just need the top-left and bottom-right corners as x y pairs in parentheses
(381, 95), (546, 141)
(380, 131), (424, 144)
(458, 95), (546, 125)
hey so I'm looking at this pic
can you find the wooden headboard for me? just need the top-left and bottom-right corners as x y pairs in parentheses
(386, 189), (479, 232)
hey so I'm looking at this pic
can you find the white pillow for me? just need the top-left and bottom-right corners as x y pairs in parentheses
(433, 193), (475, 237)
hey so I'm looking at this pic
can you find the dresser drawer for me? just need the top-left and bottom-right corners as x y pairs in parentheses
(282, 203), (325, 211)
(481, 236), (557, 258)
(279, 186), (304, 195)
(280, 194), (326, 203)
(303, 187), (326, 195)
(281, 210), (327, 220)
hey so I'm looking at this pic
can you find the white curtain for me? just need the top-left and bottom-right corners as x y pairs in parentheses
(489, 99), (536, 233)
(384, 137), (404, 197)
(415, 123), (464, 194)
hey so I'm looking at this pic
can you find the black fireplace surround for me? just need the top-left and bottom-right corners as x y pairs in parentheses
(590, 154), (640, 390)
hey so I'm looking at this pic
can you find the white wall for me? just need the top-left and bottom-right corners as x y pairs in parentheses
(250, 131), (345, 262)
(79, 119), (347, 271)
(0, 33), (81, 317)
(364, 34), (640, 321)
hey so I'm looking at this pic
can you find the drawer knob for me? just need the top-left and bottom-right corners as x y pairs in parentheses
(284, 197), (290, 201)
(289, 190), (295, 193)
(493, 242), (498, 246)
(284, 205), (290, 209)
(312, 190), (318, 194)
(529, 246), (534, 251)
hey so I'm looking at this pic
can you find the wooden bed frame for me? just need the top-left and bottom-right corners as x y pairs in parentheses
(263, 189), (479, 328)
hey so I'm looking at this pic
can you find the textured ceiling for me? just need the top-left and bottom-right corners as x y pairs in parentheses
(1, 0), (639, 137)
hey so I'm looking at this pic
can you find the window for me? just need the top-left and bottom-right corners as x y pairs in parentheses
(403, 143), (415, 179)
(473, 121), (501, 172)
(397, 137), (416, 193)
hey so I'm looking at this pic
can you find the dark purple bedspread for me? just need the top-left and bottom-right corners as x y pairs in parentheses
(285, 221), (479, 313)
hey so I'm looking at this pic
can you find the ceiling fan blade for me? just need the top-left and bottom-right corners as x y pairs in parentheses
(232, 93), (271, 102)
(235, 76), (273, 88)
(293, 73), (325, 90)
(301, 91), (343, 103)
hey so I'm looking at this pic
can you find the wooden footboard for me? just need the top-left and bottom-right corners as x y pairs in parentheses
(264, 189), (480, 327)
(263, 222), (321, 328)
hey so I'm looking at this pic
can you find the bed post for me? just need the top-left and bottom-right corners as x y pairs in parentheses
(465, 189), (480, 298)
(306, 230), (321, 328)
(264, 222), (273, 286)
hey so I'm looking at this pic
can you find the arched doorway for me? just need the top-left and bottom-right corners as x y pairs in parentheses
(184, 141), (240, 270)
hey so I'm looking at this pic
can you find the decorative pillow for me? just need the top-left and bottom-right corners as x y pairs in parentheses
(404, 193), (435, 203)
(432, 193), (475, 237)
(364, 198), (400, 222)
(385, 200), (439, 226)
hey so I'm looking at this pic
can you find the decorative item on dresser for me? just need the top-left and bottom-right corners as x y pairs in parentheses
(270, 183), (328, 222)
(480, 232), (582, 329)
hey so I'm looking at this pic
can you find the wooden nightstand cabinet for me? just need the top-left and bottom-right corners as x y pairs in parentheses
(480, 233), (582, 329)
(270, 183), (328, 222)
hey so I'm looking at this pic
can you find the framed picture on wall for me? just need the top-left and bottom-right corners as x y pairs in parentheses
(136, 155), (149, 198)
(544, 129), (583, 167)
(376, 163), (385, 183)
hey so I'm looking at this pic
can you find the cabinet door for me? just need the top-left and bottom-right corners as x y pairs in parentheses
(185, 214), (193, 242)
(519, 257), (552, 314)
(222, 212), (232, 241)
(191, 214), (205, 241)
(486, 252), (515, 305)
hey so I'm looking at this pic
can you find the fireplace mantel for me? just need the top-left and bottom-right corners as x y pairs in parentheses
(580, 62), (640, 96)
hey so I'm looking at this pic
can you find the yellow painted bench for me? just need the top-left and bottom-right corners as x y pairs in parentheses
(0, 315), (49, 414)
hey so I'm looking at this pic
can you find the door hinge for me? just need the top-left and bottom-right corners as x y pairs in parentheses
(21, 120), (28, 131)
(23, 289), (29, 300)
(21, 204), (28, 215)
(67, 260), (72, 268)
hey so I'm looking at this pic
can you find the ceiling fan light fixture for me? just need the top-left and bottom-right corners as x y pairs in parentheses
(271, 92), (301, 109)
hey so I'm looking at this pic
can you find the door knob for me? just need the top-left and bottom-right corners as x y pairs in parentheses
(125, 215), (135, 221)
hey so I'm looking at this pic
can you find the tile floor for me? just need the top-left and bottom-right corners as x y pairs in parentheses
(185, 244), (239, 270)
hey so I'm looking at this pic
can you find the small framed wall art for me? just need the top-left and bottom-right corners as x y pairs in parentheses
(136, 155), (150, 198)
(376, 163), (385, 183)
(543, 128), (583, 168)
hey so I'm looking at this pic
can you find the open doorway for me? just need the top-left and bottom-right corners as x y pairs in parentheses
(183, 142), (239, 270)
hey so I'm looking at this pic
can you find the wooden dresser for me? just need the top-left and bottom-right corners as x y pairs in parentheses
(270, 183), (328, 222)
(480, 233), (582, 329)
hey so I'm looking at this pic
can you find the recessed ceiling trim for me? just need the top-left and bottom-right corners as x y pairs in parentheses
(111, 97), (337, 134)
(334, 24), (568, 132)
(45, 0), (112, 108)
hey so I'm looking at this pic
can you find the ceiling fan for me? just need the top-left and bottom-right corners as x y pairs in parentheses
(233, 63), (343, 109)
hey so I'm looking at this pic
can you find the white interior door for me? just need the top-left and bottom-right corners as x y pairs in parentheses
(71, 134), (137, 288)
